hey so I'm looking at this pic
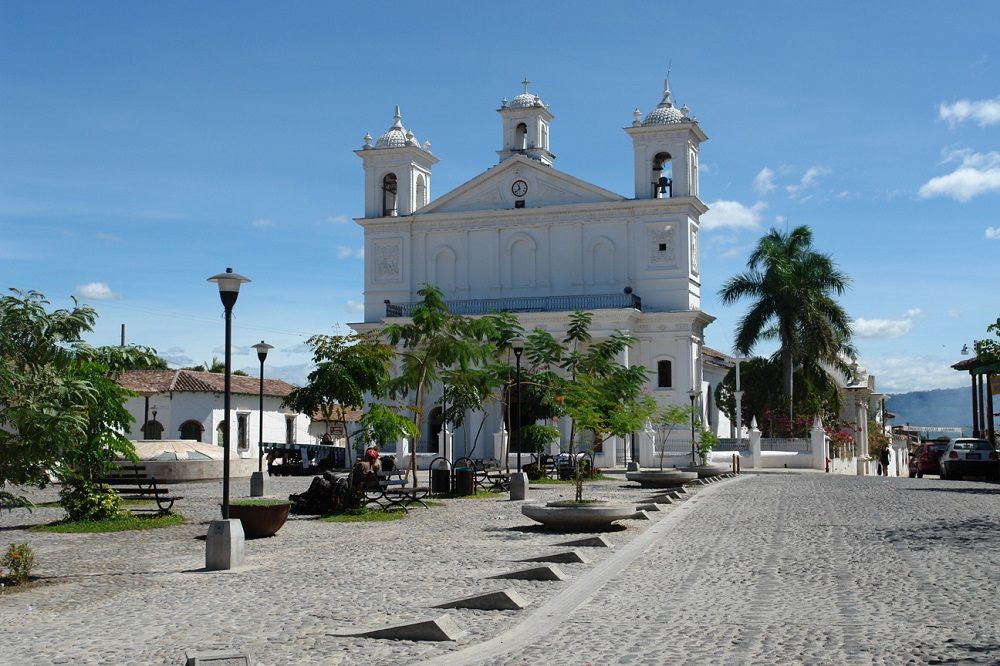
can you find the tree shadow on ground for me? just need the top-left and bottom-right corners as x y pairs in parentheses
(903, 486), (1000, 496)
(927, 638), (1000, 664)
(486, 523), (628, 535)
(881, 517), (1000, 551)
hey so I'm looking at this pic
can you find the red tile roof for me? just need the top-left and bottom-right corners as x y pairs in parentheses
(118, 369), (298, 398)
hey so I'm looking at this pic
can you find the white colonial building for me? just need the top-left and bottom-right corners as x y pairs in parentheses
(352, 80), (721, 467)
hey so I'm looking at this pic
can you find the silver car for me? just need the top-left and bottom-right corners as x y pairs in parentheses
(939, 438), (999, 481)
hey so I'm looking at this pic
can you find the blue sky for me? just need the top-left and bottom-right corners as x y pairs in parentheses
(2, 1), (998, 393)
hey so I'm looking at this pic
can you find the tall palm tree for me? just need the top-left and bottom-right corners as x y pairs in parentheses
(719, 225), (854, 421)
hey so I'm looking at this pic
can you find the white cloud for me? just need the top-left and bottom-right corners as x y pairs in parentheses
(326, 215), (350, 225)
(337, 245), (364, 260)
(345, 299), (364, 313)
(919, 149), (1000, 202)
(939, 96), (1000, 127)
(786, 166), (831, 197)
(985, 227), (1000, 240)
(251, 218), (273, 228)
(864, 355), (969, 393)
(701, 200), (766, 231)
(95, 231), (121, 241)
(947, 309), (961, 318)
(74, 282), (121, 300)
(753, 167), (775, 194)
(853, 309), (922, 339)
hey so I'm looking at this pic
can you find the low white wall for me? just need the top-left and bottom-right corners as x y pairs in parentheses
(122, 458), (258, 483)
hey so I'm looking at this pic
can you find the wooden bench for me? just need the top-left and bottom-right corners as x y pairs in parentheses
(99, 465), (182, 514)
(363, 469), (430, 512)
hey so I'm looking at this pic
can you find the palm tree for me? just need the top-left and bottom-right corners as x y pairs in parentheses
(718, 225), (854, 421)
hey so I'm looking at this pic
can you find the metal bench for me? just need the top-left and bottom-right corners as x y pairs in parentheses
(99, 465), (182, 514)
(364, 469), (430, 512)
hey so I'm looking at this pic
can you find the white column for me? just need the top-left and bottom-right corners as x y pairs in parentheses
(810, 417), (826, 471)
(493, 429), (508, 463)
(749, 418), (762, 469)
(438, 427), (453, 463)
(395, 437), (410, 470)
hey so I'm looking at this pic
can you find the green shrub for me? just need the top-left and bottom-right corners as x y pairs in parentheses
(2, 543), (35, 585)
(59, 480), (124, 522)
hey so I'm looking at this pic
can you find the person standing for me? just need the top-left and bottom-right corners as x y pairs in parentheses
(879, 444), (891, 477)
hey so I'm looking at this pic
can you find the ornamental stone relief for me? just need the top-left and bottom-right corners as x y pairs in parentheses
(373, 241), (401, 281)
(690, 226), (699, 274)
(649, 226), (676, 265)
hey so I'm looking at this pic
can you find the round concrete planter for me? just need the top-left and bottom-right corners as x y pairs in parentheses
(680, 464), (728, 479)
(521, 501), (637, 531)
(228, 501), (291, 538)
(625, 470), (699, 487)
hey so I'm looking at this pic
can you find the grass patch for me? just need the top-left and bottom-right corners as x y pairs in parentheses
(531, 473), (609, 484)
(320, 508), (406, 523)
(230, 498), (292, 507)
(448, 490), (503, 499)
(31, 512), (185, 533)
(32, 498), (156, 508)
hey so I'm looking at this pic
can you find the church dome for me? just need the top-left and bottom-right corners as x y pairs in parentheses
(509, 92), (544, 109)
(373, 106), (418, 149)
(642, 102), (686, 126)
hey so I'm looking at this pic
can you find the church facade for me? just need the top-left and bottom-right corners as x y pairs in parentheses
(352, 81), (724, 466)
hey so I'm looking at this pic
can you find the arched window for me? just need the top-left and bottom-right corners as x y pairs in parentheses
(516, 123), (528, 150)
(427, 406), (443, 453)
(416, 173), (427, 208)
(179, 420), (204, 442)
(657, 360), (673, 388)
(706, 384), (714, 427)
(216, 420), (226, 446)
(652, 152), (673, 198)
(142, 420), (164, 440)
(382, 173), (398, 216)
(433, 247), (456, 292)
(509, 237), (536, 288)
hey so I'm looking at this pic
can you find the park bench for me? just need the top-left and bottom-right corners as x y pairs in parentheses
(99, 465), (182, 514)
(363, 468), (430, 512)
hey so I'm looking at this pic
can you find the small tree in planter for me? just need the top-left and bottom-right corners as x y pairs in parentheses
(697, 428), (719, 466)
(652, 404), (694, 470)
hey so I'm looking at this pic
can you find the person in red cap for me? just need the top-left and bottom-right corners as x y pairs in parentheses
(364, 444), (381, 470)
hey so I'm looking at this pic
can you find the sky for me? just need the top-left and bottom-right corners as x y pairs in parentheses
(2, 1), (998, 394)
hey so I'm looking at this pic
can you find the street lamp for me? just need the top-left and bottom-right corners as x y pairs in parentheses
(252, 341), (273, 474)
(512, 341), (524, 472)
(208, 267), (250, 520)
(151, 407), (158, 440)
(734, 355), (746, 452)
(687, 388), (700, 465)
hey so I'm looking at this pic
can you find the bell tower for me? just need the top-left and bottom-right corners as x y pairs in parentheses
(496, 79), (555, 166)
(624, 80), (707, 200)
(356, 106), (438, 218)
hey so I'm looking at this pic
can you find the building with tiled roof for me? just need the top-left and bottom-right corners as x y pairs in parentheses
(117, 369), (312, 461)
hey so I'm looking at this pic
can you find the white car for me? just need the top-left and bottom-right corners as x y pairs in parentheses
(939, 438), (999, 481)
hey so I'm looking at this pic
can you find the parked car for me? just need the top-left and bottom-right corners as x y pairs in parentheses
(939, 438), (1000, 481)
(908, 441), (949, 478)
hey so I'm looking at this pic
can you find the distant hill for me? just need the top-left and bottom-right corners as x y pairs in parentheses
(887, 387), (975, 436)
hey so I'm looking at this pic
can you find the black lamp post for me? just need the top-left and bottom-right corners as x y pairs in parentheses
(208, 267), (250, 520)
(687, 388), (700, 465)
(252, 340), (273, 474)
(513, 342), (524, 472)
(151, 408), (158, 440)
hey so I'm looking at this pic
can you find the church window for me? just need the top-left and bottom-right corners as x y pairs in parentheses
(416, 173), (427, 208)
(652, 152), (673, 198)
(179, 420), (203, 442)
(658, 243), (667, 252)
(657, 360), (673, 388)
(143, 419), (164, 440)
(382, 173), (398, 216)
(516, 123), (528, 150)
(285, 416), (295, 444)
(237, 413), (249, 450)
(427, 407), (443, 453)
(540, 122), (548, 150)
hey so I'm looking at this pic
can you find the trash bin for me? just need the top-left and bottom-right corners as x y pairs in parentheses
(454, 467), (475, 496)
(431, 467), (452, 494)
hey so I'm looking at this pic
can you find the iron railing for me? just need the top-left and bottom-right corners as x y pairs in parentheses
(385, 292), (642, 318)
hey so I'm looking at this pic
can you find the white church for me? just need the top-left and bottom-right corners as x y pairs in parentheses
(351, 80), (733, 468)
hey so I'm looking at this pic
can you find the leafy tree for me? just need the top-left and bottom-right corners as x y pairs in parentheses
(974, 316), (1000, 363)
(283, 332), (394, 457)
(714, 355), (843, 437)
(526, 312), (654, 501)
(651, 404), (693, 470)
(383, 285), (494, 485)
(183, 358), (248, 376)
(0, 290), (161, 516)
(719, 225), (854, 423)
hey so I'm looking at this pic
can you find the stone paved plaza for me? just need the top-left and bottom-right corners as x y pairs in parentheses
(1, 472), (998, 665)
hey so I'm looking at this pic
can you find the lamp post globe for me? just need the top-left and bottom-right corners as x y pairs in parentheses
(252, 341), (273, 474)
(208, 267), (250, 520)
